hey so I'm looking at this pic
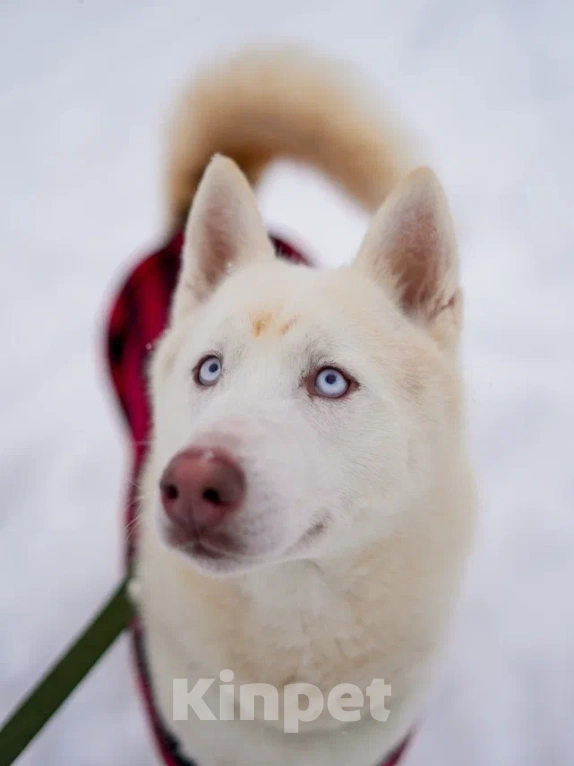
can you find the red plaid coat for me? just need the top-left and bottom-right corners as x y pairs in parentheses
(104, 230), (411, 766)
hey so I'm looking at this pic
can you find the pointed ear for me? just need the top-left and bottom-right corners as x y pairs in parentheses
(171, 155), (275, 319)
(354, 167), (459, 322)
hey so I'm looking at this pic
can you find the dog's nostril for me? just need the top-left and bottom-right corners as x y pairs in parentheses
(202, 487), (222, 505)
(164, 483), (179, 501)
(203, 487), (221, 505)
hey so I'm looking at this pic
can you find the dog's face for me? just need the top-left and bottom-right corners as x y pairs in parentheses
(148, 157), (462, 575)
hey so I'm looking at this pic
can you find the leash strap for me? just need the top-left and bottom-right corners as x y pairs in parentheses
(0, 580), (131, 766)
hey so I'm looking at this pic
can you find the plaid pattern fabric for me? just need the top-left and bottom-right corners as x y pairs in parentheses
(104, 230), (411, 766)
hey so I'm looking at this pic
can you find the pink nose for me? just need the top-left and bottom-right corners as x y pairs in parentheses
(159, 447), (245, 535)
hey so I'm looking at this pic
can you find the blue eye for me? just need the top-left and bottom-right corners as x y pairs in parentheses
(314, 367), (350, 398)
(196, 356), (222, 386)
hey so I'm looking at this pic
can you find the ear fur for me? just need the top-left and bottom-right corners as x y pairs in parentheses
(171, 155), (274, 319)
(354, 167), (459, 323)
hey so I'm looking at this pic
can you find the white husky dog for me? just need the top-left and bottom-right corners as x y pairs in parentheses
(134, 48), (476, 766)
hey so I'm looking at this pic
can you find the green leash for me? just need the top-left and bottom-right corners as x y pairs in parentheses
(0, 579), (132, 766)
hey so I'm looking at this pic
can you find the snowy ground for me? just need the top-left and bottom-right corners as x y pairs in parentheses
(1, 1), (574, 764)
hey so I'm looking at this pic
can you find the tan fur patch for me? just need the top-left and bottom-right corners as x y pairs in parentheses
(278, 317), (298, 336)
(251, 311), (273, 337)
(251, 312), (298, 338)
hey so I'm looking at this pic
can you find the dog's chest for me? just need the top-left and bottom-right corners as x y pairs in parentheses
(144, 552), (391, 694)
(224, 572), (384, 690)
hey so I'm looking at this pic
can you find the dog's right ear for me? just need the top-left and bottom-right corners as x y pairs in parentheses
(170, 155), (275, 319)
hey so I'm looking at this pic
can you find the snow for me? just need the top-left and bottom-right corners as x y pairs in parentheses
(1, 1), (573, 764)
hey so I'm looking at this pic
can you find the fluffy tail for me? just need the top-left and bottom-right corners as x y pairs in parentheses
(165, 47), (412, 231)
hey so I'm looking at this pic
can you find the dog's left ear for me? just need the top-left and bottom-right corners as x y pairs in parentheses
(354, 167), (459, 327)
(171, 155), (275, 319)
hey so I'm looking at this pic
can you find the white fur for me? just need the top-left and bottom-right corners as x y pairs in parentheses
(135, 52), (476, 766)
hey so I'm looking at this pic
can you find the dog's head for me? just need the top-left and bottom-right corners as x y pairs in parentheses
(147, 156), (464, 575)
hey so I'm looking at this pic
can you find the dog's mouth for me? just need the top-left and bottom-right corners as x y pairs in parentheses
(162, 518), (244, 559)
(160, 509), (330, 571)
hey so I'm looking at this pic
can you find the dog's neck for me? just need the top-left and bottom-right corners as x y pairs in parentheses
(237, 557), (351, 617)
(236, 547), (380, 618)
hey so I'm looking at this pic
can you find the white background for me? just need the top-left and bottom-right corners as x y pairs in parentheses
(1, 1), (573, 764)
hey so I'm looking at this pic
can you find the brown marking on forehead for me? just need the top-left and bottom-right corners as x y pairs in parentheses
(251, 311), (273, 337)
(250, 312), (299, 338)
(278, 316), (298, 336)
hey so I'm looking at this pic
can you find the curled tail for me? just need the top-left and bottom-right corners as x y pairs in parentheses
(165, 47), (412, 231)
